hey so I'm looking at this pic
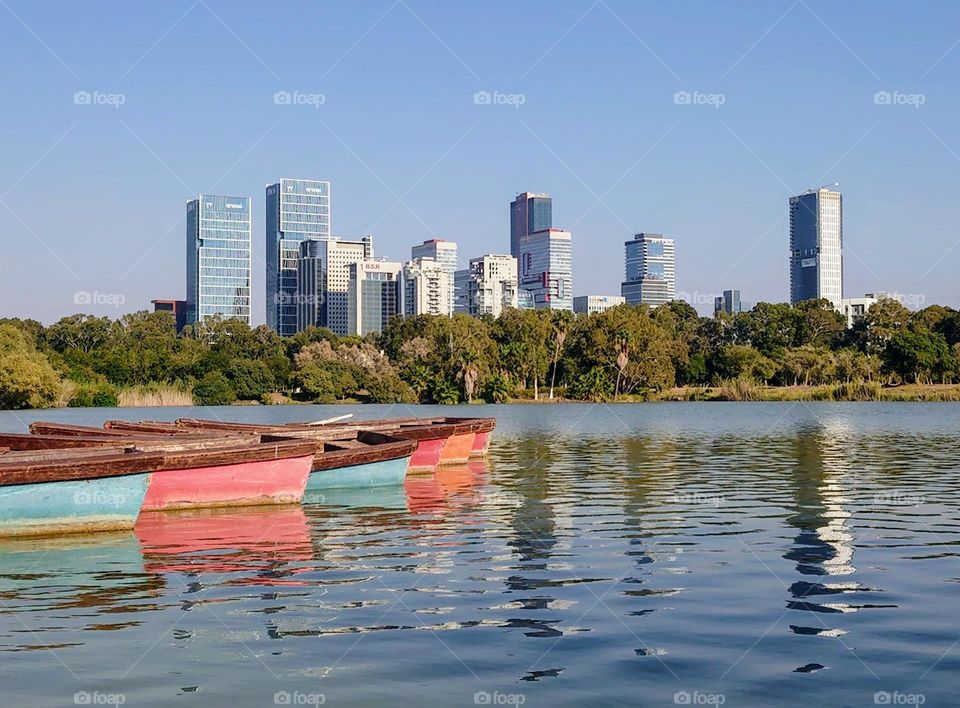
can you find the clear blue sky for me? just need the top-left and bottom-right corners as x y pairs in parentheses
(2, 0), (959, 323)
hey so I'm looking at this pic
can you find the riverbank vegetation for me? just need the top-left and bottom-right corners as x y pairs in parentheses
(2, 296), (960, 409)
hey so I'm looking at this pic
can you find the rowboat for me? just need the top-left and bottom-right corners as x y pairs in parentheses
(14, 427), (316, 511)
(21, 423), (417, 493)
(118, 415), (497, 470)
(0, 449), (162, 537)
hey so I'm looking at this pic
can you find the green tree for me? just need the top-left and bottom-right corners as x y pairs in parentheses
(0, 325), (62, 409)
(193, 371), (236, 406)
(882, 330), (952, 384)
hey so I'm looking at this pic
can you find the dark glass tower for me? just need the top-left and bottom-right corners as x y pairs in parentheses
(510, 192), (552, 258)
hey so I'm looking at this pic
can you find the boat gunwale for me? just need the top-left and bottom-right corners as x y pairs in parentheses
(0, 450), (164, 486)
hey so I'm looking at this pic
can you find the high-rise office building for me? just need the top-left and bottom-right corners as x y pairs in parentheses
(518, 228), (573, 311)
(573, 295), (625, 315)
(620, 233), (675, 307)
(510, 192), (552, 258)
(714, 289), (742, 315)
(455, 254), (520, 318)
(789, 187), (843, 307)
(348, 260), (402, 336)
(403, 257), (453, 317)
(185, 194), (252, 326)
(411, 239), (457, 315)
(296, 237), (369, 335)
(266, 178), (331, 335)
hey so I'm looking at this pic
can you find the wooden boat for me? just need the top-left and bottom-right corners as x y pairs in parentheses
(0, 449), (162, 537)
(12, 428), (315, 511)
(21, 423), (416, 493)
(120, 415), (497, 469)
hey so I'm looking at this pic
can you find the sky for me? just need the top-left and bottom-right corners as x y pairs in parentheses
(1, 0), (959, 324)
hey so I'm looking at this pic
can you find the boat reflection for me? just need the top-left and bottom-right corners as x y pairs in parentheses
(0, 532), (163, 649)
(405, 459), (487, 514)
(134, 506), (314, 584)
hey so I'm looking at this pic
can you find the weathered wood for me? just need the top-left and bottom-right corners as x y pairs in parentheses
(0, 451), (164, 487)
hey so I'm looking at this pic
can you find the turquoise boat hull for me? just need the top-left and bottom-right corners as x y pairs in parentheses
(0, 474), (151, 537)
(304, 456), (408, 494)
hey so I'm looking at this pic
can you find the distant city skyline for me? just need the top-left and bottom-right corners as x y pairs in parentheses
(3, 2), (960, 323)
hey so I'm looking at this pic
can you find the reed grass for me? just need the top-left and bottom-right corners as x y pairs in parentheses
(118, 383), (193, 407)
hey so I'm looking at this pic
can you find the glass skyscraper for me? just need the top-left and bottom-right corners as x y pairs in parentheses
(620, 233), (676, 307)
(789, 187), (843, 307)
(510, 192), (552, 259)
(266, 178), (331, 335)
(185, 194), (252, 326)
(518, 228), (573, 311)
(348, 261), (402, 336)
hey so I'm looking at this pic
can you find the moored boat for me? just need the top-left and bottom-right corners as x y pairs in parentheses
(0, 449), (162, 537)
(12, 428), (316, 511)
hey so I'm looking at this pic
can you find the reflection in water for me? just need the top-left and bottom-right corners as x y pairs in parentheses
(0, 404), (958, 705)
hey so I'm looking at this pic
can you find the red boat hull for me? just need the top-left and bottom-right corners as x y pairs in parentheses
(141, 454), (313, 511)
(470, 431), (491, 457)
(408, 437), (444, 472)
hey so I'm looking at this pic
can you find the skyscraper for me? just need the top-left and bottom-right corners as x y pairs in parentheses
(714, 289), (742, 315)
(455, 254), (519, 318)
(265, 178), (331, 335)
(620, 233), (675, 307)
(296, 237), (368, 335)
(348, 261), (402, 336)
(519, 228), (573, 310)
(789, 187), (843, 307)
(510, 192), (552, 258)
(403, 257), (453, 317)
(411, 239), (457, 315)
(185, 194), (252, 326)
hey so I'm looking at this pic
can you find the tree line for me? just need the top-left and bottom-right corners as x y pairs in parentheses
(1, 296), (959, 410)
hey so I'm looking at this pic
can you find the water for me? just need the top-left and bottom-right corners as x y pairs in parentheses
(1, 402), (959, 707)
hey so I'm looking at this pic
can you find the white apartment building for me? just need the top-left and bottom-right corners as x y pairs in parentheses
(573, 295), (625, 315)
(455, 254), (519, 318)
(403, 257), (454, 317)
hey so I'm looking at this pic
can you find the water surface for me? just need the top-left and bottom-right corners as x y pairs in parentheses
(1, 403), (958, 706)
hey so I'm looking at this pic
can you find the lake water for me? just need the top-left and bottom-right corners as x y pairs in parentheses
(1, 402), (959, 707)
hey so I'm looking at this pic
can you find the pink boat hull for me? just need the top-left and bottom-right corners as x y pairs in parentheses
(439, 432), (475, 465)
(408, 438), (444, 472)
(470, 431), (491, 457)
(141, 454), (314, 511)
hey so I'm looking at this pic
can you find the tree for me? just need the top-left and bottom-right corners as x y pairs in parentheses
(228, 359), (276, 400)
(0, 325), (62, 409)
(192, 371), (236, 406)
(882, 330), (951, 384)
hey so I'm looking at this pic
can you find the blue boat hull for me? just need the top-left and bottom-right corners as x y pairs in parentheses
(0, 474), (151, 537)
(304, 456), (409, 494)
